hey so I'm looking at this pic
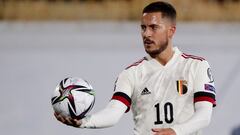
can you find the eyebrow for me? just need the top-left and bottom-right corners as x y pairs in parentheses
(141, 23), (161, 27)
(149, 24), (159, 27)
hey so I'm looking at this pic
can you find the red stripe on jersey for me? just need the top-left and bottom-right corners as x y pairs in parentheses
(181, 54), (203, 61)
(183, 53), (205, 60)
(126, 57), (147, 69)
(194, 96), (216, 107)
(112, 95), (131, 112)
(182, 53), (205, 61)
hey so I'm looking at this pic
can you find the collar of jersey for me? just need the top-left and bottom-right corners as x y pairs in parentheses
(145, 47), (181, 69)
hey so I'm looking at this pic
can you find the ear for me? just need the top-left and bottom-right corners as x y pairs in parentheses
(168, 25), (176, 38)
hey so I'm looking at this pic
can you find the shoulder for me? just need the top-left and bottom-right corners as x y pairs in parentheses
(181, 52), (206, 62)
(180, 52), (210, 66)
(117, 57), (148, 81)
(125, 57), (148, 70)
(174, 47), (207, 66)
(179, 52), (211, 73)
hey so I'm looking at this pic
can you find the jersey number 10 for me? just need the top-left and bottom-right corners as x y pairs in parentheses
(154, 102), (174, 125)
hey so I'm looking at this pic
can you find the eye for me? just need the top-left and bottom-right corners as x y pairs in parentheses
(141, 25), (146, 31)
(150, 25), (159, 31)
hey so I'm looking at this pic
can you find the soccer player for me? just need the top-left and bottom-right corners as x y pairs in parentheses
(54, 1), (216, 135)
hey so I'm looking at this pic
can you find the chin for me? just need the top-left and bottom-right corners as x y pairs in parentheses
(145, 49), (160, 57)
(144, 46), (157, 52)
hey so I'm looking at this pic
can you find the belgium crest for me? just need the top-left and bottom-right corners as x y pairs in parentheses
(176, 80), (188, 95)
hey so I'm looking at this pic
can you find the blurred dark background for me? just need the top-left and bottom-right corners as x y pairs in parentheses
(0, 0), (239, 21)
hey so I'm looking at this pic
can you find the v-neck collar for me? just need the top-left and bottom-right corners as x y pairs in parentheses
(146, 47), (181, 69)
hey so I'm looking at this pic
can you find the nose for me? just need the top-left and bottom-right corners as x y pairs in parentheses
(142, 28), (152, 38)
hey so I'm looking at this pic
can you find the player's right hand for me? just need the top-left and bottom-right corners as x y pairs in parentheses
(54, 112), (82, 128)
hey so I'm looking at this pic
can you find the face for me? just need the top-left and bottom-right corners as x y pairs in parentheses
(141, 12), (176, 57)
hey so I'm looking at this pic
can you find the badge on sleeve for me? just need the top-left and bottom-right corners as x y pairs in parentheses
(207, 68), (214, 83)
(176, 80), (188, 95)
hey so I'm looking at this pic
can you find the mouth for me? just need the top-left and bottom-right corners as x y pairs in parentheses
(144, 39), (154, 46)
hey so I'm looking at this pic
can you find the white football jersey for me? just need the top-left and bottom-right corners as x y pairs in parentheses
(111, 47), (216, 135)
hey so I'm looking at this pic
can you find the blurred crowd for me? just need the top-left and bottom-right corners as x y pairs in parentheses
(0, 0), (239, 21)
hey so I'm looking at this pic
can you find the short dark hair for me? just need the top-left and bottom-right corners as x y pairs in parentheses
(143, 1), (176, 23)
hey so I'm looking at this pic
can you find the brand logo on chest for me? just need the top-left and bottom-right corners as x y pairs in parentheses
(141, 87), (151, 95)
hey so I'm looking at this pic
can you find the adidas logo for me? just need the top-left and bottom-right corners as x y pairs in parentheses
(141, 88), (151, 95)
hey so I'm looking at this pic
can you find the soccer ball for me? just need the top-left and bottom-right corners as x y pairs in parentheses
(51, 77), (95, 120)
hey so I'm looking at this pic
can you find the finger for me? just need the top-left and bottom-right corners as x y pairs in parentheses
(152, 132), (162, 135)
(54, 112), (59, 116)
(152, 128), (163, 132)
(70, 119), (78, 126)
(70, 119), (82, 127)
(54, 112), (58, 118)
(65, 117), (74, 125)
(54, 113), (66, 123)
(75, 119), (82, 126)
(152, 128), (163, 135)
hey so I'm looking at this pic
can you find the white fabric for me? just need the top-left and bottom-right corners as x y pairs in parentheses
(80, 100), (127, 128)
(171, 101), (213, 135)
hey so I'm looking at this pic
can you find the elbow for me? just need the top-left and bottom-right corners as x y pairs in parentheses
(110, 116), (122, 126)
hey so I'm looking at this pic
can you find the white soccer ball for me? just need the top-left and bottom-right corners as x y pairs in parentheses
(51, 77), (95, 119)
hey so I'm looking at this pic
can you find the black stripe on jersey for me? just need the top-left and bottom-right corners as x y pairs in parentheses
(111, 92), (132, 113)
(194, 91), (215, 99)
(113, 92), (132, 104)
(194, 91), (216, 107)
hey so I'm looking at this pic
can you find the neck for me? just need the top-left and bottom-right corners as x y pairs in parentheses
(155, 44), (174, 66)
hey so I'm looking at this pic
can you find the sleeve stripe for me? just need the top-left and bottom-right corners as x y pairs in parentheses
(194, 91), (216, 107)
(194, 96), (216, 107)
(194, 91), (215, 99)
(111, 92), (131, 113)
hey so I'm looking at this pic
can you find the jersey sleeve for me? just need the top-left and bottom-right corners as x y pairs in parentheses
(80, 100), (127, 128)
(193, 60), (216, 107)
(111, 70), (134, 113)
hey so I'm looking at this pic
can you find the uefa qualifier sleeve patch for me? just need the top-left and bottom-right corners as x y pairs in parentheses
(111, 92), (132, 113)
(194, 91), (216, 107)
